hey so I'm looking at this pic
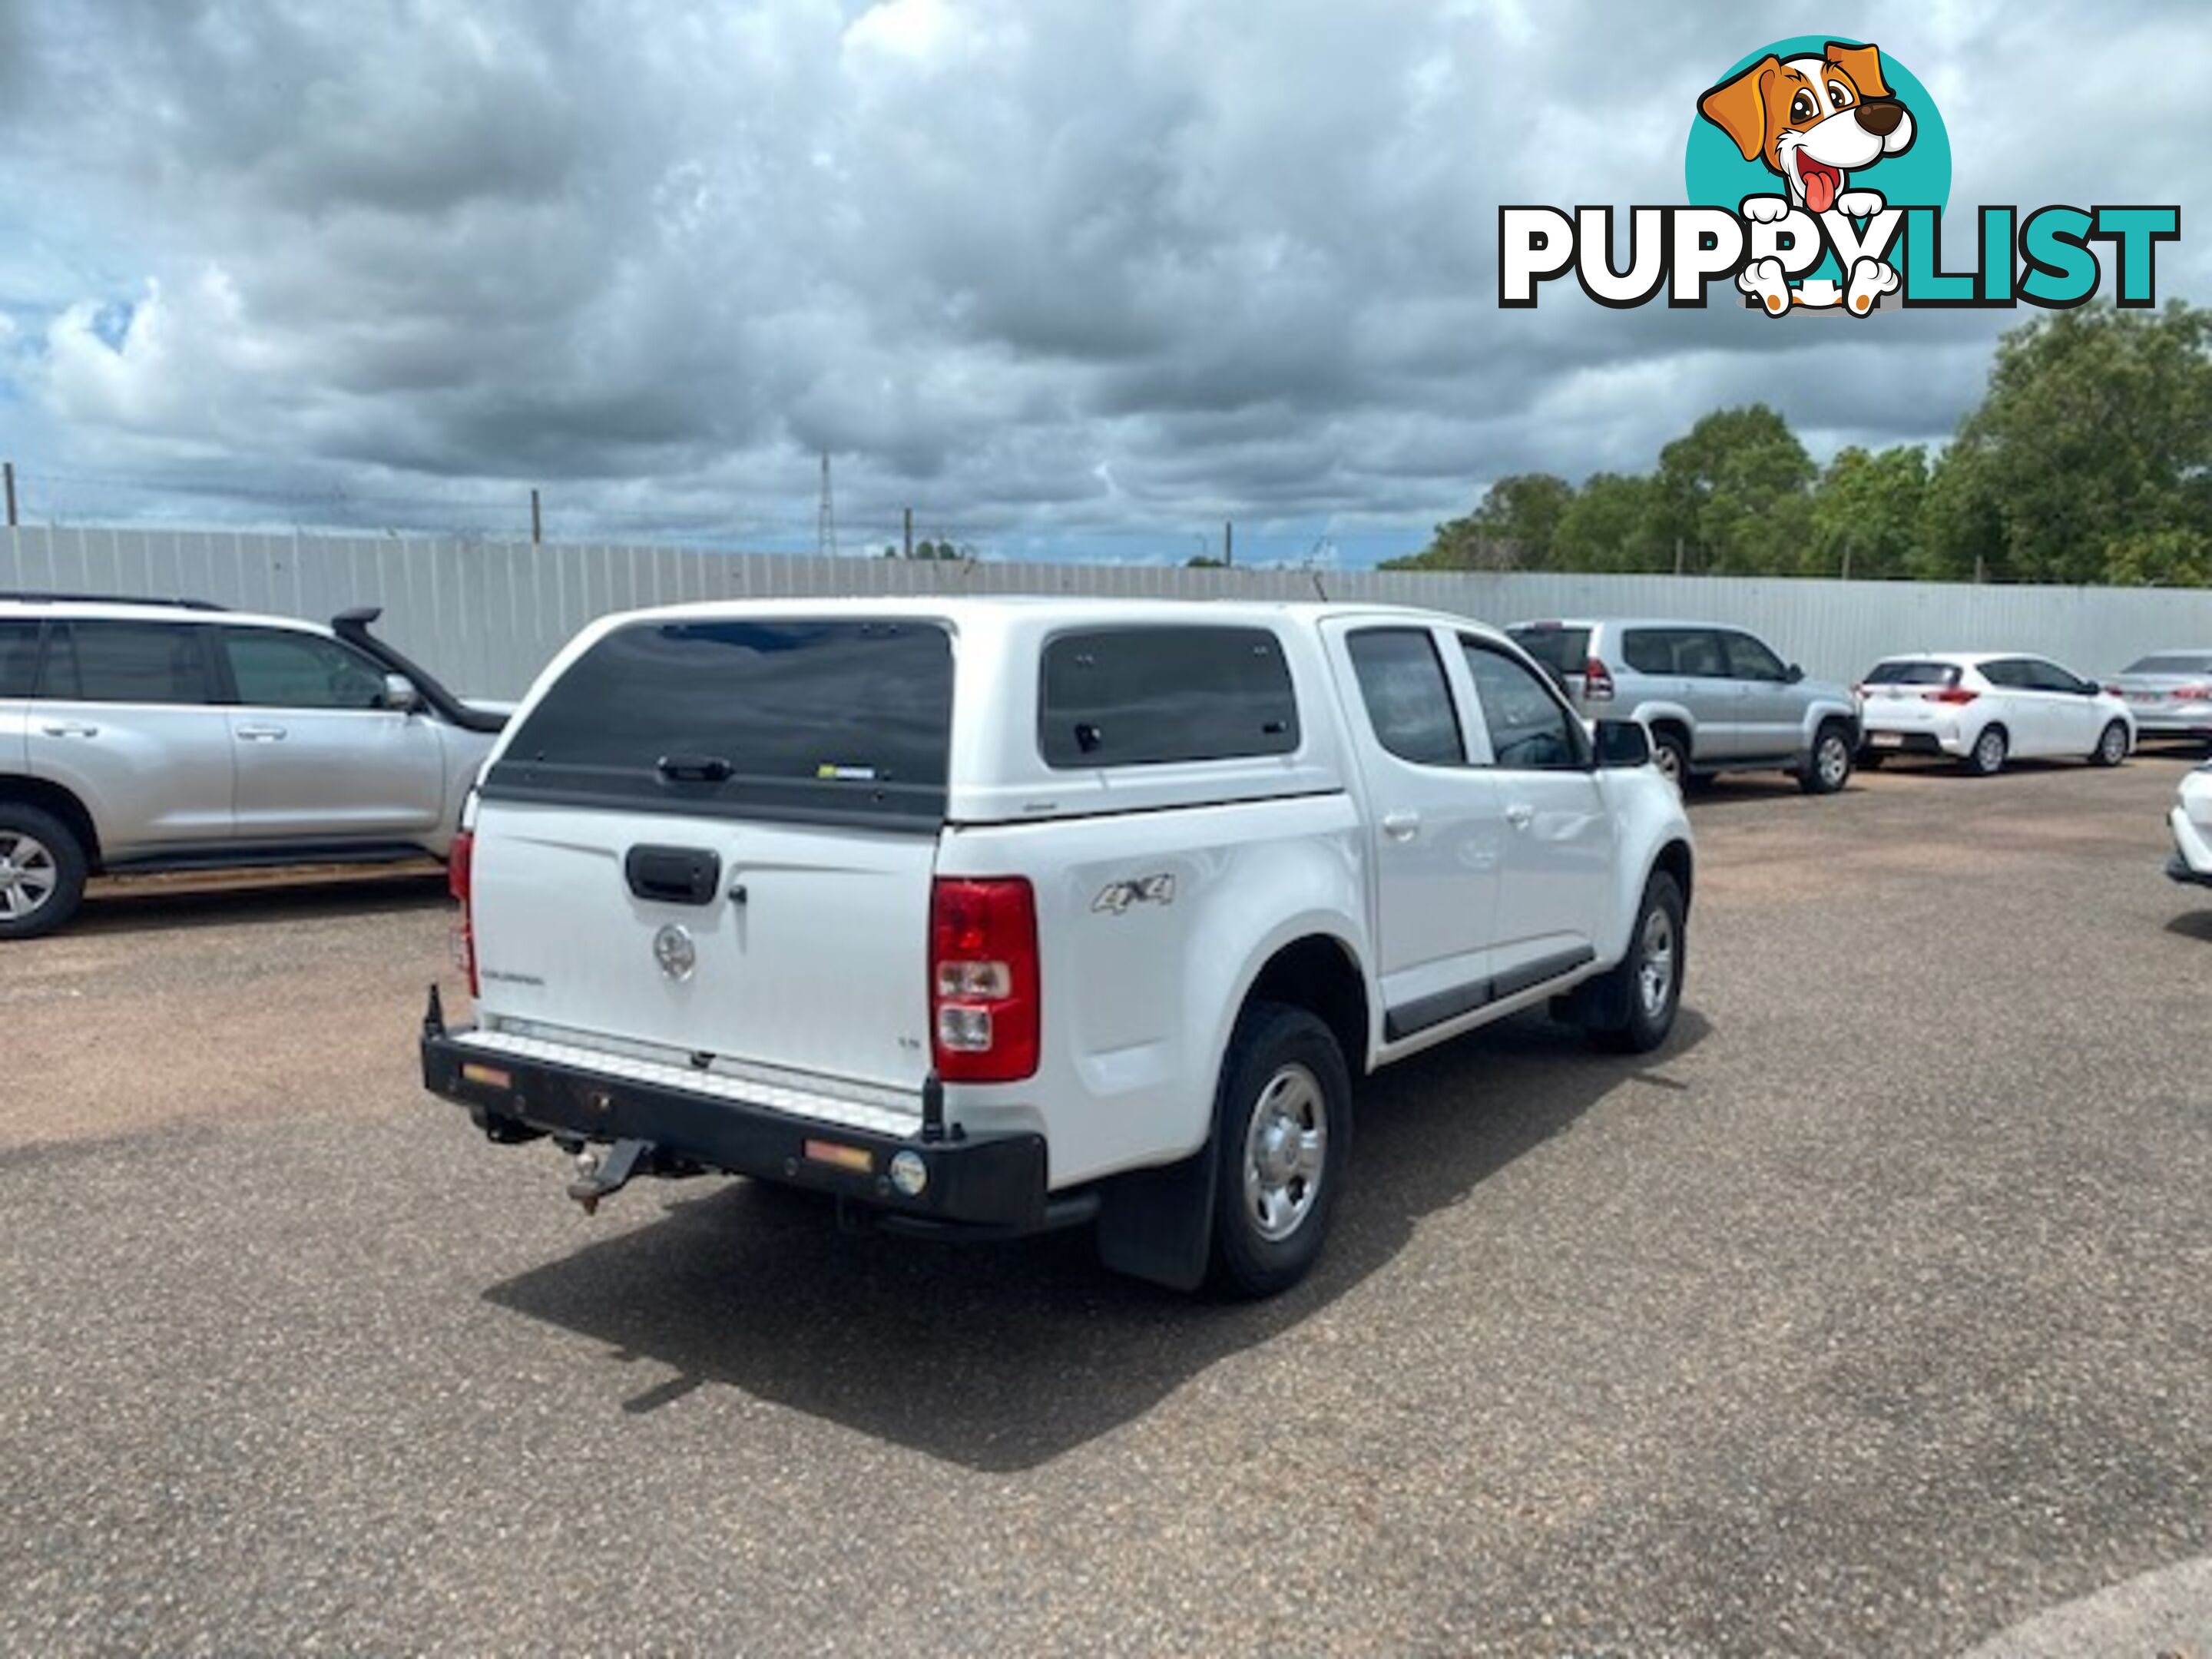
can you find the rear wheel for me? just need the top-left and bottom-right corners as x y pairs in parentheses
(1208, 1002), (1350, 1298)
(1964, 724), (2008, 777)
(0, 805), (88, 940)
(1586, 871), (1686, 1055)
(1800, 721), (1853, 794)
(1650, 729), (1690, 793)
(2090, 720), (2129, 767)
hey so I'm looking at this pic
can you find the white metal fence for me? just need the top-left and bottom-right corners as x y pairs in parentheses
(7, 523), (2211, 700)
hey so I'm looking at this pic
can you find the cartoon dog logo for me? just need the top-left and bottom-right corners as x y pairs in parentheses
(1699, 41), (1916, 315)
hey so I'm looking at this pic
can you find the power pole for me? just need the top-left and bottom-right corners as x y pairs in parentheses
(902, 505), (913, 560)
(816, 453), (839, 558)
(2, 462), (14, 528)
(1224, 520), (1233, 567)
(1673, 535), (1685, 575)
(530, 488), (541, 546)
(1840, 537), (1853, 581)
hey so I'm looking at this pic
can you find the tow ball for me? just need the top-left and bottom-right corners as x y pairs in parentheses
(567, 1137), (653, 1215)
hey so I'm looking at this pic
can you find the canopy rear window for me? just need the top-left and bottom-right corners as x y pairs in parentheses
(483, 618), (953, 830)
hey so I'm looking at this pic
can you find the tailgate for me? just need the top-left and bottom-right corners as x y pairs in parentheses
(465, 612), (957, 1092)
(470, 801), (936, 1089)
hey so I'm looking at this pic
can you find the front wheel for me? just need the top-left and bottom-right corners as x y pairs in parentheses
(1800, 722), (1854, 794)
(1208, 1002), (1351, 1298)
(2090, 720), (2129, 767)
(1587, 871), (1686, 1055)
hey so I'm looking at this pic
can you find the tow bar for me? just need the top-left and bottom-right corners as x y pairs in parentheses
(568, 1139), (656, 1215)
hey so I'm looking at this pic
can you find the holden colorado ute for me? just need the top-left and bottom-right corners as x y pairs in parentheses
(422, 598), (1694, 1296)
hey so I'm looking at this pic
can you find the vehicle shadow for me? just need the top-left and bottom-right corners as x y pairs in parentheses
(2164, 908), (2212, 942)
(71, 869), (448, 936)
(483, 1008), (1710, 1472)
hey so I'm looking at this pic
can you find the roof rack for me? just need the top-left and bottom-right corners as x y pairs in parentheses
(0, 591), (228, 611)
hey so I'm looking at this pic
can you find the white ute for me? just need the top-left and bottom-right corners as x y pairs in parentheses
(422, 599), (1694, 1295)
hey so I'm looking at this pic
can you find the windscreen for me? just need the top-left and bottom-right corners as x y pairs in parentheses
(482, 618), (954, 830)
(1863, 661), (1960, 687)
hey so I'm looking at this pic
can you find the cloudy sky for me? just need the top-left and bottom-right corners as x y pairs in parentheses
(0, 0), (2206, 565)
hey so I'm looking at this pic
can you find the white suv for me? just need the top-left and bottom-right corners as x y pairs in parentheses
(0, 594), (508, 938)
(423, 598), (1694, 1296)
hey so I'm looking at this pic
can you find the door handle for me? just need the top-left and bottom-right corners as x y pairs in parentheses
(1381, 810), (1421, 842)
(235, 724), (288, 741)
(1505, 803), (1535, 830)
(40, 722), (99, 738)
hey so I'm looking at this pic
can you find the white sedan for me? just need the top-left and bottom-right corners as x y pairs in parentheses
(1855, 652), (2135, 776)
(2171, 764), (2212, 888)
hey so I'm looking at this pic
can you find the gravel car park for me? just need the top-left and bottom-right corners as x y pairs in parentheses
(4, 753), (2208, 1656)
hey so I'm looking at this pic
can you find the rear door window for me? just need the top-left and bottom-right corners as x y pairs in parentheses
(1346, 628), (1465, 767)
(484, 618), (955, 829)
(41, 621), (218, 704)
(0, 621), (38, 697)
(1038, 626), (1298, 767)
(1979, 659), (2032, 690)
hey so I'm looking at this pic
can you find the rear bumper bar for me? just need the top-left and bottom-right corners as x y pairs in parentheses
(420, 998), (1049, 1230)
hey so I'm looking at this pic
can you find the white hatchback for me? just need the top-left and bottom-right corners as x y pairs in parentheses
(1855, 652), (2135, 777)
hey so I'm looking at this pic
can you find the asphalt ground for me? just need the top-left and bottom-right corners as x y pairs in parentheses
(3, 749), (2208, 1657)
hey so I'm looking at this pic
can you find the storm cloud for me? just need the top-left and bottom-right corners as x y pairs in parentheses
(0, 0), (2205, 560)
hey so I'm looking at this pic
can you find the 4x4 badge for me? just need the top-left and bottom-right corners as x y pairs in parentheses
(1093, 873), (1176, 915)
(653, 923), (697, 981)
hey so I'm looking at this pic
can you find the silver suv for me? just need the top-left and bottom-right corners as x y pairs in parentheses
(1507, 618), (1861, 794)
(0, 594), (508, 939)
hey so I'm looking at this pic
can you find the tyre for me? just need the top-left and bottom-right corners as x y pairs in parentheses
(2090, 720), (2129, 768)
(1650, 729), (1690, 793)
(1963, 724), (2008, 777)
(1587, 870), (1686, 1055)
(1800, 721), (1854, 794)
(0, 804), (89, 940)
(1208, 1002), (1351, 1298)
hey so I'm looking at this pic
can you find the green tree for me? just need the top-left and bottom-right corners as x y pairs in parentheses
(1384, 472), (1574, 570)
(1656, 405), (1815, 575)
(1552, 472), (1671, 571)
(1810, 444), (1928, 578)
(1945, 301), (2212, 583)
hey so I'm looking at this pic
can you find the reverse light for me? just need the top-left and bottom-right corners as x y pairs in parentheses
(889, 1149), (929, 1197)
(1584, 657), (1616, 702)
(449, 829), (478, 999)
(929, 877), (1040, 1083)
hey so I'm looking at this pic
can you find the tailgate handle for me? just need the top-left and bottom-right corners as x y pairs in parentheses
(657, 753), (732, 783)
(625, 845), (722, 906)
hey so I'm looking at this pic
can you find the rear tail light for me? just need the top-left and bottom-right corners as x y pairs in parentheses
(2103, 685), (2125, 697)
(1922, 687), (1979, 705)
(929, 877), (1040, 1084)
(2175, 684), (2211, 702)
(1584, 657), (1616, 702)
(449, 829), (478, 999)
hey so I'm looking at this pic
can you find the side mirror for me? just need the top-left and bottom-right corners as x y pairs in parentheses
(1783, 663), (1804, 684)
(1593, 718), (1651, 769)
(381, 672), (422, 712)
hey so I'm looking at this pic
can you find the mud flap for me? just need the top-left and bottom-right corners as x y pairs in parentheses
(1094, 1142), (1215, 1291)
